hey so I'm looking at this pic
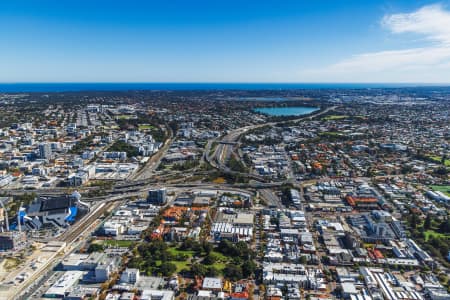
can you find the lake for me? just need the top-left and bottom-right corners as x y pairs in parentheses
(254, 106), (319, 116)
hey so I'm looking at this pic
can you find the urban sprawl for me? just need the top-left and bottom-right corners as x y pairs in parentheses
(0, 88), (449, 300)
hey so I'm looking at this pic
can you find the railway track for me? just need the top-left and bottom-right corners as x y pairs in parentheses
(57, 201), (115, 243)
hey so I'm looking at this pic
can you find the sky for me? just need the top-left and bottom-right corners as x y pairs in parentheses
(1, 0), (450, 83)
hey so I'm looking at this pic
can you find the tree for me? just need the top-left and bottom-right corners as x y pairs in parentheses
(218, 240), (239, 257)
(206, 266), (220, 277)
(424, 214), (432, 230)
(223, 264), (243, 281)
(160, 262), (177, 276)
(434, 167), (449, 177)
(204, 253), (219, 265)
(88, 243), (104, 253)
(191, 263), (208, 277)
(409, 213), (419, 230)
(191, 241), (203, 254)
(180, 238), (195, 250)
(299, 255), (308, 264)
(242, 260), (257, 278)
(107, 140), (139, 157)
(202, 241), (213, 254)
(236, 241), (252, 259)
(438, 218), (450, 234)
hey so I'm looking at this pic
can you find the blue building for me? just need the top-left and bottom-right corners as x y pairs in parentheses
(147, 188), (167, 205)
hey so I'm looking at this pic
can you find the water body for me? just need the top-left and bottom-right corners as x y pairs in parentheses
(0, 82), (428, 93)
(254, 106), (319, 116)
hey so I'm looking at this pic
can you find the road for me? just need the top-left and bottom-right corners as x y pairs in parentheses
(259, 189), (283, 209)
(1, 105), (337, 198)
(0, 105), (338, 298)
(131, 125), (174, 180)
(208, 106), (337, 180)
(9, 198), (124, 300)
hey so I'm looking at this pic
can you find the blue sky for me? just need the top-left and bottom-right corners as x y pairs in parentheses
(1, 0), (450, 83)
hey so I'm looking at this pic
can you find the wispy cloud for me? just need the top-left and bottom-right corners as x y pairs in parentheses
(305, 4), (450, 83)
(381, 4), (450, 44)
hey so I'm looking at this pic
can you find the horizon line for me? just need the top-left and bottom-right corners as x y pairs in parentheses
(1, 81), (450, 85)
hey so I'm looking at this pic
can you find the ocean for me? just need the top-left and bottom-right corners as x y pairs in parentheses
(0, 82), (429, 93)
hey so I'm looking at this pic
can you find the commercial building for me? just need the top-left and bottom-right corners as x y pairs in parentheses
(39, 142), (53, 159)
(95, 256), (120, 283)
(120, 268), (140, 284)
(0, 231), (26, 250)
(43, 271), (83, 298)
(20, 193), (89, 230)
(147, 188), (167, 205)
(202, 277), (222, 291)
(141, 289), (174, 300)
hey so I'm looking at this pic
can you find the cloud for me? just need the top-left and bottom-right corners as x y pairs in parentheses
(304, 4), (450, 83)
(381, 4), (450, 44)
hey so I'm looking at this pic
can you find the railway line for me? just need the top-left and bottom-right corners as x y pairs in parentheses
(57, 201), (110, 243)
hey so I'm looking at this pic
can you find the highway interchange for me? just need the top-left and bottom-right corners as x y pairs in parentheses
(3, 106), (336, 299)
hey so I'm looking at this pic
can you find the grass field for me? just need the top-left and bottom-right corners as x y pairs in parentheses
(115, 114), (136, 120)
(424, 230), (450, 242)
(167, 247), (195, 257)
(156, 259), (191, 273)
(165, 247), (229, 273)
(167, 246), (196, 273)
(322, 115), (348, 120)
(138, 124), (155, 130)
(430, 185), (450, 197)
(102, 240), (135, 248)
(319, 131), (344, 137)
(427, 155), (450, 167)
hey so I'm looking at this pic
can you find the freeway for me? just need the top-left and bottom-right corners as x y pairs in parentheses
(130, 125), (174, 180)
(1, 105), (337, 200)
(0, 104), (339, 299)
(207, 105), (338, 180)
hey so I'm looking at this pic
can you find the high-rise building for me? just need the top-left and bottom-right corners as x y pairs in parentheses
(39, 143), (52, 159)
(147, 188), (167, 205)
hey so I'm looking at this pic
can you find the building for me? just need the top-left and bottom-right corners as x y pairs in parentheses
(0, 196), (11, 230)
(39, 142), (53, 159)
(341, 282), (358, 299)
(0, 232), (26, 250)
(102, 221), (124, 236)
(0, 175), (13, 188)
(141, 290), (174, 300)
(290, 189), (302, 208)
(43, 271), (83, 298)
(426, 191), (450, 203)
(68, 171), (89, 186)
(173, 194), (195, 206)
(20, 193), (89, 230)
(148, 188), (167, 205)
(62, 252), (105, 271)
(103, 151), (127, 161)
(120, 268), (140, 284)
(202, 277), (222, 291)
(95, 256), (119, 283)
